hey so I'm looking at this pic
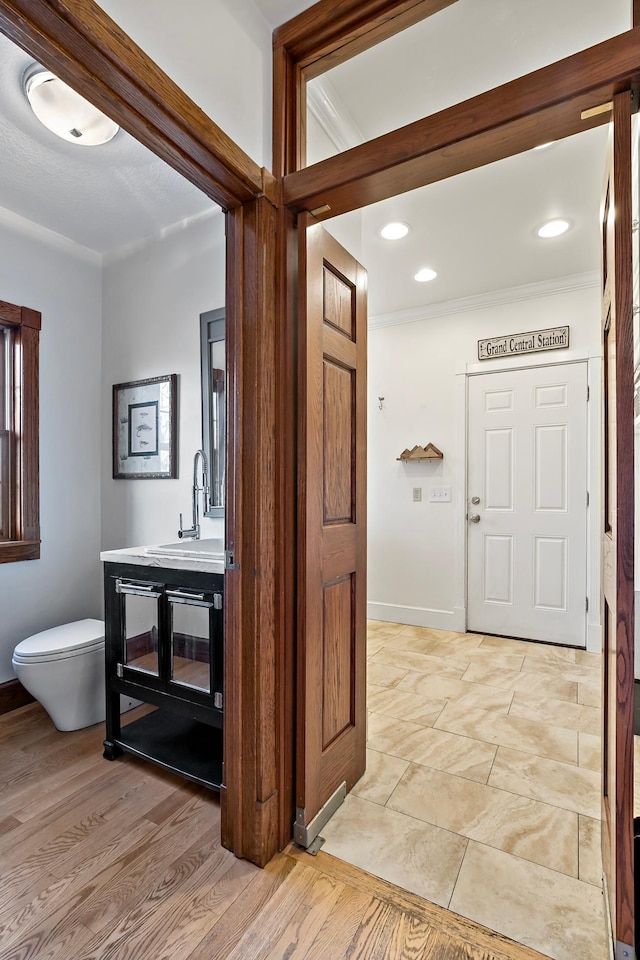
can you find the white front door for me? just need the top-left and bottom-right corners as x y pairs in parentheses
(467, 362), (588, 646)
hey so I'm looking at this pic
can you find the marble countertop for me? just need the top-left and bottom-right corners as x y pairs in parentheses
(100, 543), (225, 575)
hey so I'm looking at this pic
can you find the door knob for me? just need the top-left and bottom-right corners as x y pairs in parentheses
(469, 514), (481, 523)
(471, 496), (480, 505)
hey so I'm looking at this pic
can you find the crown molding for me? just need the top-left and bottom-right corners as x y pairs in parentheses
(368, 270), (600, 329)
(306, 76), (365, 155)
(0, 203), (102, 264)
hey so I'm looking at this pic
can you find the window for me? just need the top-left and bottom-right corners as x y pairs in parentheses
(200, 307), (225, 517)
(0, 300), (41, 563)
(0, 325), (10, 539)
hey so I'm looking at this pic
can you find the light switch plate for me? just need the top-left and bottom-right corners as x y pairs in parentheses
(429, 486), (451, 502)
(412, 487), (422, 502)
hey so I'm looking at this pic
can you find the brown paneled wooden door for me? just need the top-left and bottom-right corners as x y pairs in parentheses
(295, 216), (367, 848)
(601, 90), (635, 960)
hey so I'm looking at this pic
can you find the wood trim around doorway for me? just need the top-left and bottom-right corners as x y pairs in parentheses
(273, 1), (640, 195)
(272, 0), (639, 927)
(221, 196), (296, 866)
(272, 0), (458, 176)
(274, 0), (456, 75)
(280, 27), (640, 218)
(0, 0), (288, 867)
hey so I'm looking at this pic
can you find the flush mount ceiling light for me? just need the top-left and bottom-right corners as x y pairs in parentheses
(414, 267), (438, 282)
(533, 141), (555, 151)
(379, 221), (410, 240)
(536, 218), (571, 239)
(24, 64), (119, 146)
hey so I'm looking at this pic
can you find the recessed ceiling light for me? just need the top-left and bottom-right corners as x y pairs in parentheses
(536, 219), (571, 239)
(24, 64), (119, 146)
(533, 142), (555, 151)
(414, 267), (438, 282)
(379, 221), (410, 240)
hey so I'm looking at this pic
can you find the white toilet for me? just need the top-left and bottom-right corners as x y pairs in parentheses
(12, 619), (111, 731)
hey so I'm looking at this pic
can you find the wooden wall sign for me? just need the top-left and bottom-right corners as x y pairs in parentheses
(478, 325), (569, 360)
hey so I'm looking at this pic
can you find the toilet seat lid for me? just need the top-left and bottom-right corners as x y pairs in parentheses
(13, 618), (105, 660)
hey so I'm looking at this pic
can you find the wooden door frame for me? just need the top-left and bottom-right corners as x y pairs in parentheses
(0, 0), (291, 868)
(272, 0), (459, 177)
(274, 0), (640, 945)
(601, 91), (636, 954)
(274, 1), (640, 216)
(3, 0), (638, 874)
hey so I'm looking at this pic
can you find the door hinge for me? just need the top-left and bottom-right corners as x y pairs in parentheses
(586, 384), (590, 401)
(213, 593), (223, 610)
(586, 597), (589, 613)
(116, 663), (123, 679)
(214, 691), (223, 710)
(586, 491), (590, 507)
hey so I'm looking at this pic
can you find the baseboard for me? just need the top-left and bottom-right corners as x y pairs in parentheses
(0, 678), (35, 716)
(367, 602), (466, 633)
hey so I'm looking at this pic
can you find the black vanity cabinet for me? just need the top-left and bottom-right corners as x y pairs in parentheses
(102, 562), (224, 790)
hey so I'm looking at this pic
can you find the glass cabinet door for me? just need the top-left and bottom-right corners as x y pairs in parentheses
(166, 588), (215, 694)
(115, 579), (162, 677)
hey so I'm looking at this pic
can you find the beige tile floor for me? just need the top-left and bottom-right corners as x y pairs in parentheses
(320, 622), (609, 960)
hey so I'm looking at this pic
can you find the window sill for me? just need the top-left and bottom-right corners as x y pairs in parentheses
(0, 540), (40, 564)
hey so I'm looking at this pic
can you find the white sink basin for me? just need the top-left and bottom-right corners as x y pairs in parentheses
(145, 538), (224, 560)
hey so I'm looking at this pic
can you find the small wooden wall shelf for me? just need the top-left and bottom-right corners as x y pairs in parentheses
(397, 443), (444, 462)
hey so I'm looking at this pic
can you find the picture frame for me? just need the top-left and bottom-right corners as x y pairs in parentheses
(113, 374), (177, 479)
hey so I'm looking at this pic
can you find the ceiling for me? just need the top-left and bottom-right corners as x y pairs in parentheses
(0, 2), (633, 316)
(334, 126), (610, 316)
(0, 31), (214, 256)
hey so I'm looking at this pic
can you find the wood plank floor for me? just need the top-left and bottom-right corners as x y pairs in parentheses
(0, 702), (547, 960)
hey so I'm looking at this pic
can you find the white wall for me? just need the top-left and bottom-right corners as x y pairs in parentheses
(0, 209), (102, 682)
(101, 207), (226, 552)
(95, 0), (273, 168)
(367, 279), (602, 638)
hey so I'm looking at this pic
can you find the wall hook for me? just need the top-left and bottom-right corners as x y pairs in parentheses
(378, 396), (385, 410)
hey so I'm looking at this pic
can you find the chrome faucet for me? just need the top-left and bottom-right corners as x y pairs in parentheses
(178, 449), (210, 540)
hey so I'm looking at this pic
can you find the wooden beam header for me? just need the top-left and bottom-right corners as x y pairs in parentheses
(273, 0), (458, 177)
(274, 0), (457, 79)
(282, 27), (640, 218)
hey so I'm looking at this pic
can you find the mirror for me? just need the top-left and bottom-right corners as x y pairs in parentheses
(201, 307), (225, 516)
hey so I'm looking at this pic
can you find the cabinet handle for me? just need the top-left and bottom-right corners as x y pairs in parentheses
(166, 589), (205, 600)
(166, 590), (211, 608)
(115, 580), (162, 599)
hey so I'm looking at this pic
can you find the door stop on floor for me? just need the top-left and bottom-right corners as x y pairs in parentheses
(302, 835), (326, 856)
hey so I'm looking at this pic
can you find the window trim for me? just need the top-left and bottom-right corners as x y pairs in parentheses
(0, 299), (40, 564)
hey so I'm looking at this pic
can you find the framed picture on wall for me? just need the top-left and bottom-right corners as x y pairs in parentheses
(113, 374), (178, 479)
